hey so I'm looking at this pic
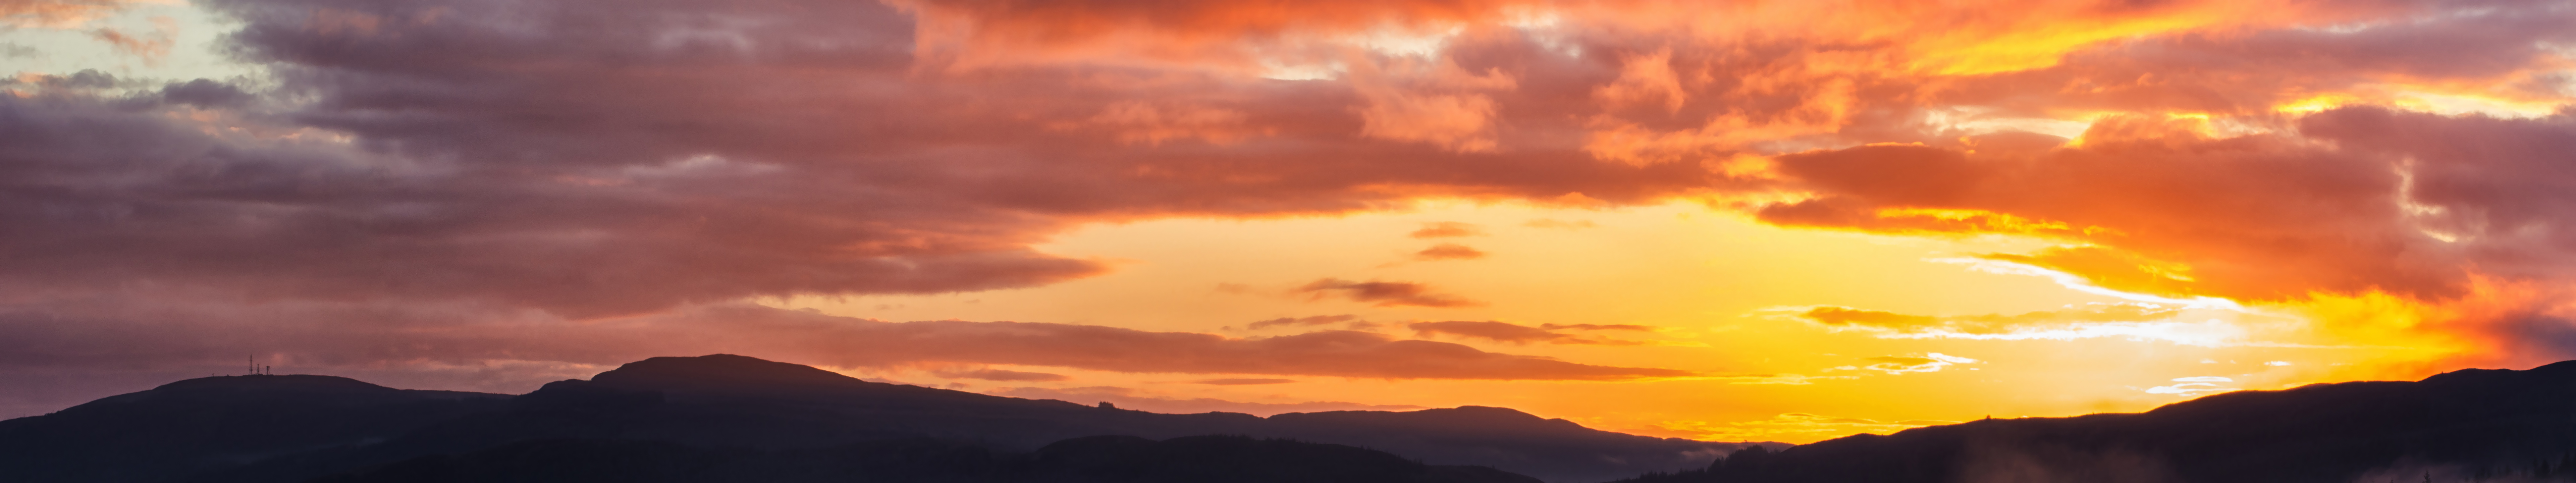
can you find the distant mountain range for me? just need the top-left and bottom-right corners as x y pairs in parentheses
(0, 354), (1761, 483)
(1622, 361), (2576, 483)
(24, 355), (2576, 483)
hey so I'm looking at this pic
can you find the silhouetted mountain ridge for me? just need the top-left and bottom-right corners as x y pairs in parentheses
(590, 355), (884, 393)
(0, 355), (1760, 483)
(306, 435), (1548, 483)
(0, 375), (509, 483)
(1627, 360), (2576, 483)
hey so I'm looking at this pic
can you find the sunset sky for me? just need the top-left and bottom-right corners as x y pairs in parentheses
(4, 0), (2574, 443)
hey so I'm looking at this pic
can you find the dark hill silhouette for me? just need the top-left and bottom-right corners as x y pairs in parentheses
(1263, 405), (1738, 479)
(590, 354), (879, 392)
(0, 375), (508, 483)
(308, 435), (1545, 483)
(1622, 361), (2576, 483)
(0, 355), (1758, 483)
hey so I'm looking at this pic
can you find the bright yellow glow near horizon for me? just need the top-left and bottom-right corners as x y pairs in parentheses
(769, 200), (2449, 443)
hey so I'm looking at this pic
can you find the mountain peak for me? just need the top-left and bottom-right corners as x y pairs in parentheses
(2421, 358), (2576, 385)
(154, 374), (396, 392)
(82, 375), (407, 407)
(61, 375), (505, 413)
(587, 354), (871, 392)
(1270, 405), (1596, 436)
(6, 354), (1749, 483)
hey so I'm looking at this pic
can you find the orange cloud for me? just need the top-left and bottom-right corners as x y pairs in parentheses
(929, 367), (1070, 381)
(88, 17), (176, 64)
(1748, 104), (2576, 373)
(1409, 221), (1483, 238)
(1189, 378), (1295, 385)
(1758, 116), (2452, 303)
(1, 0), (143, 29)
(1408, 320), (1647, 345)
(0, 299), (1695, 383)
(1297, 279), (1484, 308)
(1413, 243), (1485, 260)
(1539, 323), (1653, 331)
(1247, 314), (1361, 330)
(1051, 101), (1263, 146)
(1800, 304), (2188, 333)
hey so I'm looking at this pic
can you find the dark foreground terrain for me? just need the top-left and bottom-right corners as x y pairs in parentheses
(309, 435), (1544, 483)
(0, 354), (1755, 483)
(1624, 361), (2576, 483)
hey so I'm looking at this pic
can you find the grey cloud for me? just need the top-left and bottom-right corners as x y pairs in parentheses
(156, 78), (251, 107)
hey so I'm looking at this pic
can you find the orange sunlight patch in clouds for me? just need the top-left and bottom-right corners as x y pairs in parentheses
(765, 201), (2477, 443)
(1900, 3), (2272, 74)
(899, 0), (2359, 82)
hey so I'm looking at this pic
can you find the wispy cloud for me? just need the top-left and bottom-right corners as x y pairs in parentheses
(1408, 320), (1657, 345)
(1408, 222), (1484, 238)
(1657, 413), (1957, 442)
(988, 386), (1425, 416)
(1412, 243), (1486, 261)
(1777, 303), (2270, 346)
(1297, 279), (1484, 308)
(1857, 353), (1981, 375)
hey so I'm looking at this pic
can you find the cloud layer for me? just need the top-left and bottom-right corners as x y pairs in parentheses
(0, 300), (1692, 380)
(2, 0), (2575, 416)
